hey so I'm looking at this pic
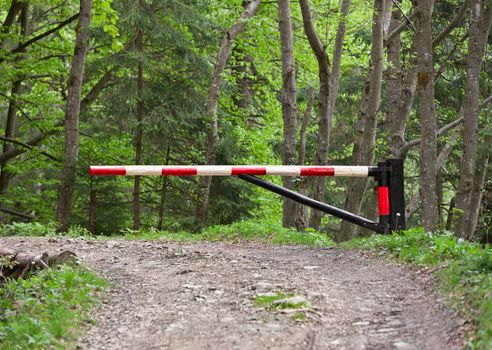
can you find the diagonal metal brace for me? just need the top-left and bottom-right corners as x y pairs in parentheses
(237, 174), (385, 233)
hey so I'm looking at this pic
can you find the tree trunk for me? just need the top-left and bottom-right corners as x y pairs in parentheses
(338, 0), (389, 242)
(157, 147), (171, 231)
(0, 248), (76, 285)
(386, 9), (418, 160)
(465, 150), (491, 239)
(0, 4), (28, 194)
(295, 88), (315, 230)
(445, 197), (455, 231)
(278, 0), (298, 228)
(194, 0), (260, 225)
(301, 0), (351, 230)
(300, 0), (350, 229)
(88, 178), (97, 234)
(414, 0), (439, 231)
(0, 80), (22, 194)
(55, 0), (92, 232)
(406, 129), (459, 220)
(133, 27), (144, 231)
(453, 0), (492, 238)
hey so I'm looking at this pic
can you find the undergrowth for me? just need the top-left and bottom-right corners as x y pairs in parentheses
(341, 228), (491, 349)
(0, 221), (334, 247)
(0, 265), (108, 350)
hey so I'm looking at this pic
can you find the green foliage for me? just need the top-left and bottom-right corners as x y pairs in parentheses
(254, 292), (309, 310)
(120, 220), (334, 247)
(0, 223), (90, 238)
(0, 221), (334, 247)
(199, 221), (334, 246)
(0, 266), (108, 350)
(341, 228), (492, 349)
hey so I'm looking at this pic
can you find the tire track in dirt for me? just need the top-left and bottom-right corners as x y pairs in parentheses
(1, 237), (468, 350)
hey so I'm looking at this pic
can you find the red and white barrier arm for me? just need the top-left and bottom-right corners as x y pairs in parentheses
(89, 165), (377, 177)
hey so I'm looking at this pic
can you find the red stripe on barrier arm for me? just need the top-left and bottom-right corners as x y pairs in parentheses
(300, 167), (335, 176)
(231, 167), (267, 175)
(89, 166), (126, 176)
(161, 168), (197, 176)
(378, 186), (390, 215)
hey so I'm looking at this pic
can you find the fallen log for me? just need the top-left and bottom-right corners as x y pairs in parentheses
(0, 248), (77, 285)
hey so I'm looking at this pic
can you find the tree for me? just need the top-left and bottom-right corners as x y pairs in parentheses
(278, 0), (298, 228)
(338, 0), (390, 241)
(195, 0), (261, 225)
(56, 0), (93, 231)
(453, 0), (492, 238)
(299, 0), (351, 230)
(414, 0), (438, 232)
(132, 24), (144, 230)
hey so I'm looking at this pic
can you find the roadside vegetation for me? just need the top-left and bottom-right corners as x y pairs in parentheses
(0, 265), (108, 350)
(341, 228), (491, 349)
(0, 221), (334, 247)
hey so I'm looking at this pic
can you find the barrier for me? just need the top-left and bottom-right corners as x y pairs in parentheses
(89, 159), (405, 233)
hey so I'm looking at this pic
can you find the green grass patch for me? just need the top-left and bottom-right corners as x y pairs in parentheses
(0, 221), (334, 247)
(291, 312), (307, 322)
(341, 228), (491, 349)
(254, 292), (309, 311)
(0, 265), (108, 349)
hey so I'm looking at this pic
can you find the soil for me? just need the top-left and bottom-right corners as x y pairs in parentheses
(0, 237), (469, 350)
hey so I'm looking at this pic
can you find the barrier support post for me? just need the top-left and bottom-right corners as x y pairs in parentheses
(377, 159), (405, 233)
(387, 158), (405, 232)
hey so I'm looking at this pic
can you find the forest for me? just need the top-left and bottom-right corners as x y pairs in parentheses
(0, 0), (491, 243)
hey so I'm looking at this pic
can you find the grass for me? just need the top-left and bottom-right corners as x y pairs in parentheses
(0, 265), (108, 350)
(0, 221), (334, 247)
(341, 228), (491, 350)
(254, 291), (310, 322)
(254, 292), (309, 310)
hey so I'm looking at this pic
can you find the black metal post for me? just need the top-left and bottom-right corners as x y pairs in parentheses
(387, 159), (405, 231)
(377, 162), (390, 233)
(238, 174), (384, 233)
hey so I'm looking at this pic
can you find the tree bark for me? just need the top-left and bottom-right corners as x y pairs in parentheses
(453, 0), (492, 238)
(338, 0), (389, 242)
(88, 178), (97, 234)
(157, 147), (171, 231)
(133, 27), (144, 231)
(0, 249), (76, 285)
(295, 87), (314, 231)
(55, 0), (92, 232)
(415, 0), (438, 231)
(465, 149), (491, 239)
(406, 129), (459, 219)
(0, 80), (22, 194)
(301, 0), (351, 230)
(194, 0), (260, 225)
(278, 0), (298, 228)
(0, 0), (23, 49)
(0, 4), (28, 194)
(386, 9), (402, 158)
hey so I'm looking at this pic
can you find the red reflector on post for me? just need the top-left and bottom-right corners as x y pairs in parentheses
(162, 168), (197, 176)
(89, 166), (126, 176)
(378, 186), (390, 215)
(231, 167), (267, 175)
(300, 167), (335, 176)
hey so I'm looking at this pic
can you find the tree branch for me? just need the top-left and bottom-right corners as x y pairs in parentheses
(400, 94), (492, 155)
(2, 13), (79, 62)
(432, 0), (470, 48)
(0, 135), (60, 161)
(0, 206), (34, 220)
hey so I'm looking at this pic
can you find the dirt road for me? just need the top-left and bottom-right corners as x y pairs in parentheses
(1, 237), (467, 349)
